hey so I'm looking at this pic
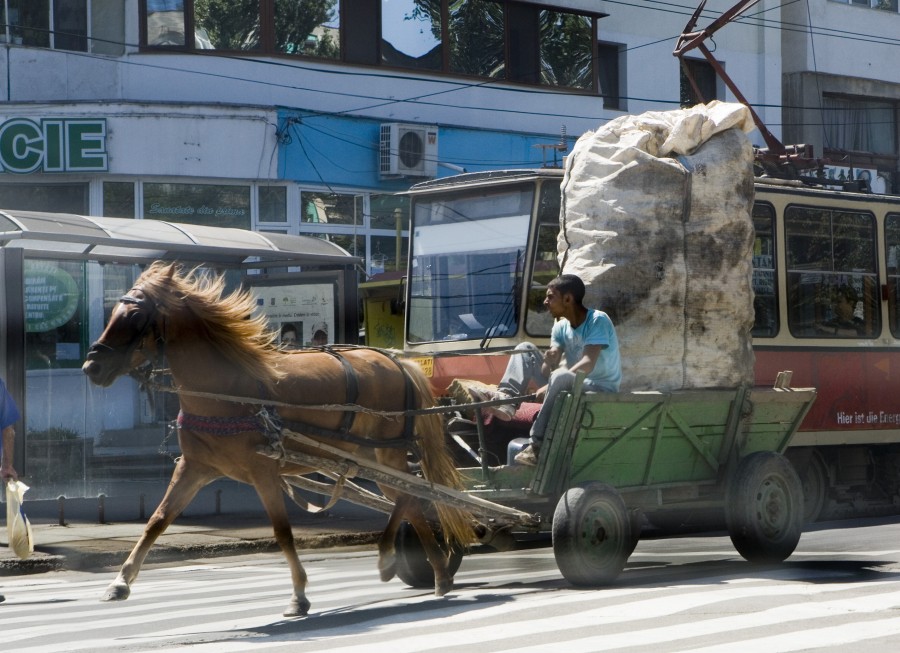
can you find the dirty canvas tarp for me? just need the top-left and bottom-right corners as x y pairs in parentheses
(559, 102), (757, 391)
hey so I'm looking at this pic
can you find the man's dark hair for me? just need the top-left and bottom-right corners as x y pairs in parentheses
(549, 274), (586, 305)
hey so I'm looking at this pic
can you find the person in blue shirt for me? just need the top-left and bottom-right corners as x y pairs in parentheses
(1, 376), (21, 605)
(477, 274), (621, 466)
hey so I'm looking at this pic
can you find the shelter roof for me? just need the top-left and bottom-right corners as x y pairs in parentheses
(0, 210), (361, 269)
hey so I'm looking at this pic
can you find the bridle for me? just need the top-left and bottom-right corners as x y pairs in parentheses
(86, 286), (166, 379)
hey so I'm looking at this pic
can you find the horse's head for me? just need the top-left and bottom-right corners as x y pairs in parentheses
(82, 282), (165, 387)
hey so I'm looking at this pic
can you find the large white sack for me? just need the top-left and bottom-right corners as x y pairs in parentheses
(559, 102), (757, 391)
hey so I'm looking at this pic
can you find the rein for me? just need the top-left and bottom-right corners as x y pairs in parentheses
(143, 346), (430, 453)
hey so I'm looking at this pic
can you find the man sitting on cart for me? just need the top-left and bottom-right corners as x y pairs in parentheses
(474, 274), (622, 466)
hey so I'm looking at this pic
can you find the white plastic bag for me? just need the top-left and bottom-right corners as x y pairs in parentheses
(6, 480), (34, 559)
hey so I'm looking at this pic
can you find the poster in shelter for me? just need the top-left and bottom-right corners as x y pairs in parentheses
(253, 283), (334, 348)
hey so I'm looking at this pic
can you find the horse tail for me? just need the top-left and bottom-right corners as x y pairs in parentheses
(400, 359), (477, 549)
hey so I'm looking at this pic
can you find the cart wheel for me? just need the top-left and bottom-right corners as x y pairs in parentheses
(552, 482), (631, 587)
(800, 450), (828, 524)
(394, 521), (464, 589)
(624, 508), (643, 558)
(725, 451), (804, 563)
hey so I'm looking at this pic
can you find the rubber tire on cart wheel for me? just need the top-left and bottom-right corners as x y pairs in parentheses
(800, 450), (828, 525)
(552, 482), (631, 586)
(394, 521), (463, 588)
(725, 451), (804, 563)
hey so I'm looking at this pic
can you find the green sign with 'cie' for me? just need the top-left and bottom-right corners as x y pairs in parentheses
(0, 117), (108, 174)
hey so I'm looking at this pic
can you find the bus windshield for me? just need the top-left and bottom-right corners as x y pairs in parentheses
(408, 186), (533, 343)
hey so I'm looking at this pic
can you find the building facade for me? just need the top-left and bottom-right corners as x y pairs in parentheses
(1, 0), (898, 502)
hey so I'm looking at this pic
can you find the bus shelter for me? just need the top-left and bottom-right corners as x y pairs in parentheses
(0, 210), (361, 502)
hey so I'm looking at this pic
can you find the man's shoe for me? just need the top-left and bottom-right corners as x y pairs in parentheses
(461, 383), (517, 422)
(484, 394), (517, 422)
(0, 594), (5, 604)
(514, 444), (539, 466)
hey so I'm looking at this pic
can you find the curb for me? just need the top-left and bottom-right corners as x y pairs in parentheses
(0, 530), (384, 577)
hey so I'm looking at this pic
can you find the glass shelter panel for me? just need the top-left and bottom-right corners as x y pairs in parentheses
(785, 205), (879, 338)
(409, 186), (533, 343)
(22, 261), (175, 500)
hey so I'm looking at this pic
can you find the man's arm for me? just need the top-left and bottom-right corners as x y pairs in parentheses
(568, 344), (603, 377)
(1, 424), (17, 483)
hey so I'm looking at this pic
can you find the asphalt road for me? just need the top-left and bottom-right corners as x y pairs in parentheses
(4, 515), (900, 652)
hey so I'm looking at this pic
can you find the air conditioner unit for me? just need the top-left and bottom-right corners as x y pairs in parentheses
(379, 123), (438, 178)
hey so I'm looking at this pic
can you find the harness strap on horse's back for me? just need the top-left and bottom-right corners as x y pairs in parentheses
(321, 346), (359, 435)
(177, 347), (421, 454)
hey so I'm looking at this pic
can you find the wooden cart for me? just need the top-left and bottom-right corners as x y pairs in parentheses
(259, 373), (816, 588)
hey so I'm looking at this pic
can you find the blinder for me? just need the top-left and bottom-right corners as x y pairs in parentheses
(86, 287), (163, 365)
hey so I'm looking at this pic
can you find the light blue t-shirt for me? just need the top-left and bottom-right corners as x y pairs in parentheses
(550, 309), (622, 392)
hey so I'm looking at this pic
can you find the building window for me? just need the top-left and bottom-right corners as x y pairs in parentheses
(274, 0), (339, 58)
(831, 0), (899, 12)
(259, 186), (288, 223)
(2, 0), (124, 54)
(141, 1), (601, 93)
(381, 0), (441, 71)
(449, 0), (504, 78)
(103, 181), (136, 218)
(143, 182), (251, 229)
(0, 183), (89, 213)
(598, 42), (623, 110)
(680, 58), (719, 107)
(823, 96), (897, 156)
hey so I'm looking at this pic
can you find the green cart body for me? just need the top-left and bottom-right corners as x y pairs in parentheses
(458, 380), (817, 586)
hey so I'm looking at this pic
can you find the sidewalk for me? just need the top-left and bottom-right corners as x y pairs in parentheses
(1, 510), (389, 576)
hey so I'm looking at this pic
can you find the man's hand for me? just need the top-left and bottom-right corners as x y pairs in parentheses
(1, 463), (17, 484)
(541, 347), (562, 378)
(534, 384), (549, 402)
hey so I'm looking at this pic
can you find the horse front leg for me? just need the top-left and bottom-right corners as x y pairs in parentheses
(103, 458), (213, 602)
(254, 475), (309, 618)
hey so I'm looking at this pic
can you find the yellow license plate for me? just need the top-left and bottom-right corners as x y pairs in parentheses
(410, 356), (434, 377)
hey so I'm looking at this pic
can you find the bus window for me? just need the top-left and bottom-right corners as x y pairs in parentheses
(751, 203), (777, 337)
(408, 187), (533, 343)
(785, 205), (879, 338)
(525, 180), (562, 336)
(885, 214), (900, 337)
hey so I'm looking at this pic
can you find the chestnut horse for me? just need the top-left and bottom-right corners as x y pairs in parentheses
(82, 262), (473, 617)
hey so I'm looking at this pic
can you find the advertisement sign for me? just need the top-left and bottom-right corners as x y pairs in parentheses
(253, 283), (335, 348)
(24, 261), (80, 332)
(0, 118), (108, 173)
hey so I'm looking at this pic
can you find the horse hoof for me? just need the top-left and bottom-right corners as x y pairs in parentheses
(378, 555), (397, 583)
(283, 595), (310, 618)
(434, 578), (453, 597)
(102, 582), (131, 602)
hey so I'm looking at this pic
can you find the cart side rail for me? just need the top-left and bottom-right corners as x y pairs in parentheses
(532, 383), (816, 498)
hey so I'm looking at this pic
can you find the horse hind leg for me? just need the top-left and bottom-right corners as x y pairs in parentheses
(377, 494), (415, 583)
(103, 458), (213, 602)
(254, 474), (310, 617)
(402, 499), (456, 597)
(378, 492), (455, 596)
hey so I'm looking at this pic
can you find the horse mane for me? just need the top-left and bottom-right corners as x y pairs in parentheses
(136, 261), (286, 388)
